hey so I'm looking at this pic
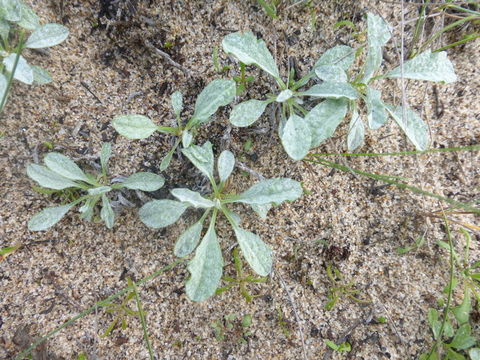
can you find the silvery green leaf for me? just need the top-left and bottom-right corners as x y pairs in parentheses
(122, 172), (165, 191)
(233, 226), (272, 276)
(0, 74), (7, 102)
(171, 90), (183, 117)
(314, 65), (348, 82)
(28, 203), (74, 231)
(347, 111), (364, 151)
(31, 65), (52, 84)
(139, 200), (188, 228)
(301, 82), (358, 100)
(223, 207), (241, 226)
(250, 203), (272, 219)
(100, 142), (111, 173)
(25, 24), (69, 49)
(366, 87), (388, 129)
(366, 13), (392, 49)
(3, 54), (33, 84)
(16, 2), (39, 30)
(305, 99), (348, 147)
(182, 130), (193, 148)
(171, 188), (215, 208)
(192, 79), (236, 123)
(222, 31), (280, 80)
(236, 178), (302, 205)
(280, 114), (311, 161)
(182, 142), (214, 180)
(276, 89), (293, 102)
(313, 45), (355, 71)
(217, 150), (235, 183)
(44, 152), (90, 182)
(101, 195), (114, 229)
(87, 186), (111, 196)
(27, 164), (79, 190)
(160, 149), (174, 171)
(78, 198), (96, 221)
(386, 105), (430, 150)
(469, 348), (480, 360)
(362, 46), (382, 83)
(112, 114), (157, 139)
(0, 19), (10, 42)
(229, 99), (268, 127)
(386, 50), (457, 83)
(1, 0), (21, 22)
(174, 218), (204, 257)
(185, 224), (223, 302)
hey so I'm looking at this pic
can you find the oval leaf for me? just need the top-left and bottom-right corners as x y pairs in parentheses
(217, 150), (235, 183)
(229, 99), (268, 127)
(313, 45), (355, 71)
(122, 172), (165, 191)
(276, 89), (293, 103)
(181, 142), (214, 180)
(25, 23), (69, 49)
(174, 219), (205, 257)
(222, 31), (280, 80)
(192, 79), (236, 123)
(171, 90), (183, 117)
(305, 99), (348, 148)
(280, 114), (311, 161)
(17, 2), (39, 30)
(101, 195), (114, 229)
(112, 114), (158, 139)
(3, 54), (33, 84)
(386, 105), (430, 150)
(233, 226), (272, 276)
(347, 111), (365, 151)
(27, 164), (79, 190)
(182, 130), (193, 148)
(236, 178), (303, 205)
(301, 82), (358, 100)
(185, 225), (223, 302)
(366, 87), (388, 129)
(314, 65), (348, 82)
(2, 0), (21, 22)
(31, 65), (52, 84)
(28, 203), (74, 231)
(139, 200), (187, 228)
(44, 152), (90, 182)
(171, 188), (215, 208)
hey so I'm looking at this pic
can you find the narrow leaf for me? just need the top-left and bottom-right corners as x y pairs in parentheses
(217, 150), (235, 183)
(301, 82), (358, 100)
(280, 114), (312, 161)
(182, 142), (214, 180)
(222, 31), (280, 80)
(313, 45), (355, 71)
(233, 226), (272, 276)
(101, 195), (114, 229)
(87, 186), (111, 196)
(122, 172), (165, 191)
(305, 99), (348, 147)
(192, 79), (236, 123)
(229, 99), (268, 127)
(25, 23), (69, 49)
(139, 200), (187, 228)
(182, 130), (193, 148)
(171, 188), (215, 208)
(185, 224), (223, 302)
(171, 90), (183, 117)
(0, 74), (8, 102)
(362, 13), (392, 83)
(347, 111), (365, 151)
(100, 143), (112, 173)
(160, 148), (174, 171)
(44, 152), (90, 182)
(236, 178), (303, 205)
(386, 105), (430, 150)
(3, 54), (33, 84)
(366, 87), (388, 129)
(174, 218), (205, 257)
(27, 164), (79, 190)
(28, 203), (74, 231)
(112, 114), (157, 139)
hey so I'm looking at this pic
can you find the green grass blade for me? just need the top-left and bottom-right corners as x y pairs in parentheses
(129, 278), (154, 360)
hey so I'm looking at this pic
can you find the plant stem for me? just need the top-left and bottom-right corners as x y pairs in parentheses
(0, 32), (25, 116)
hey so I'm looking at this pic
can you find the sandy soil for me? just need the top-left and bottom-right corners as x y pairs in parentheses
(1, 1), (479, 359)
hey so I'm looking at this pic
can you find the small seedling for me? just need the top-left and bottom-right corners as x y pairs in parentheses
(26, 143), (165, 230)
(325, 339), (352, 353)
(0, 0), (69, 113)
(138, 141), (303, 301)
(0, 244), (20, 262)
(396, 235), (426, 254)
(325, 264), (371, 310)
(211, 313), (253, 343)
(222, 13), (456, 160)
(276, 307), (292, 337)
(257, 0), (279, 19)
(233, 62), (255, 95)
(215, 247), (268, 302)
(112, 79), (236, 170)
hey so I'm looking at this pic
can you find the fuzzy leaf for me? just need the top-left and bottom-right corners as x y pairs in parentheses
(222, 31), (280, 80)
(469, 349), (480, 360)
(386, 50), (457, 83)
(160, 149), (174, 171)
(185, 224), (223, 302)
(1, 0), (21, 22)
(313, 45), (355, 71)
(236, 178), (302, 205)
(3, 54), (33, 84)
(192, 79), (236, 123)
(16, 2), (39, 30)
(233, 226), (272, 276)
(366, 87), (388, 129)
(174, 219), (204, 257)
(122, 172), (165, 191)
(217, 150), (235, 183)
(448, 324), (476, 350)
(280, 114), (311, 161)
(171, 188), (215, 208)
(250, 203), (272, 219)
(276, 89), (293, 102)
(182, 130), (193, 148)
(139, 200), (188, 228)
(171, 90), (183, 117)
(367, 13), (392, 49)
(112, 114), (157, 139)
(0, 19), (9, 42)
(25, 23), (69, 48)
(44, 152), (90, 182)
(347, 111), (364, 151)
(87, 186), (111, 196)
(0, 74), (7, 102)
(229, 99), (268, 127)
(314, 65), (348, 82)
(101, 195), (114, 229)
(27, 164), (79, 190)
(28, 203), (74, 231)
(301, 82), (358, 100)
(182, 142), (214, 180)
(386, 105), (429, 150)
(362, 46), (382, 84)
(31, 65), (52, 84)
(452, 288), (471, 325)
(305, 99), (348, 147)
(100, 143), (111, 173)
